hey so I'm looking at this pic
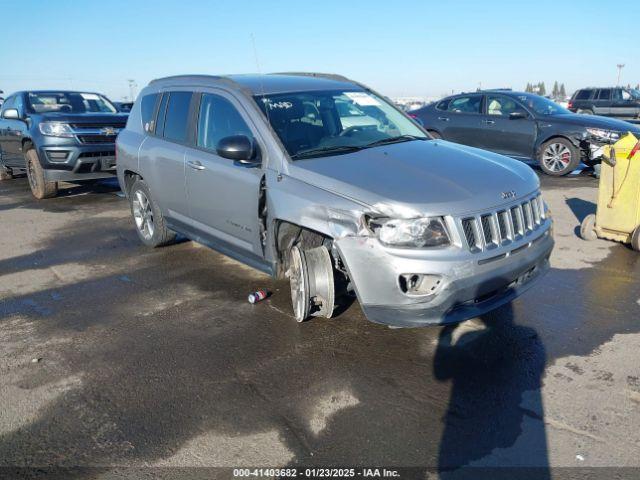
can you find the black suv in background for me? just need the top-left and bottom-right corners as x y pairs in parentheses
(0, 91), (128, 198)
(568, 87), (640, 118)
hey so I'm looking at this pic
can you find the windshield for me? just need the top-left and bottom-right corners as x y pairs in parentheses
(629, 89), (640, 100)
(515, 93), (570, 116)
(254, 90), (427, 159)
(27, 92), (117, 114)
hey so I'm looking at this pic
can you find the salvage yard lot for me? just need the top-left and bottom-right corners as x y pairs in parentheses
(1, 173), (639, 476)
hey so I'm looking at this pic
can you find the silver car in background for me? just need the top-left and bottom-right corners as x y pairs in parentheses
(116, 73), (554, 327)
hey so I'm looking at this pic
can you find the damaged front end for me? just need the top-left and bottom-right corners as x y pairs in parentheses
(333, 196), (554, 328)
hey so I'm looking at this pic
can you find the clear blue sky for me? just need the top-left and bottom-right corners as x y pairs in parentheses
(1, 0), (638, 101)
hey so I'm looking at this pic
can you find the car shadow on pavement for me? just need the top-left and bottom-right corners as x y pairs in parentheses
(433, 303), (550, 480)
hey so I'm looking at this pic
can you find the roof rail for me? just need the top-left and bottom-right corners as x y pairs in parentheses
(149, 74), (226, 85)
(270, 72), (352, 82)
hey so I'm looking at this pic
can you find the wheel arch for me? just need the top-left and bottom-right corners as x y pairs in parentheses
(272, 220), (333, 278)
(535, 134), (581, 158)
(122, 169), (142, 198)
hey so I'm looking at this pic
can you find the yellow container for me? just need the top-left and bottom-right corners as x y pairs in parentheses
(580, 132), (640, 250)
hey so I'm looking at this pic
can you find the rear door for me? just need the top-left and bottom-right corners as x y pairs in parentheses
(594, 89), (612, 115)
(138, 90), (193, 219)
(437, 94), (484, 146)
(184, 91), (265, 260)
(481, 94), (536, 158)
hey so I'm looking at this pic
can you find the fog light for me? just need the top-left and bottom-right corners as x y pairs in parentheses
(399, 274), (443, 296)
(46, 151), (70, 162)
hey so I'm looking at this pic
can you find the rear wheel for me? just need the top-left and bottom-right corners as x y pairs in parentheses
(129, 179), (176, 247)
(580, 214), (598, 241)
(25, 149), (58, 199)
(631, 226), (640, 252)
(578, 109), (594, 115)
(539, 138), (581, 176)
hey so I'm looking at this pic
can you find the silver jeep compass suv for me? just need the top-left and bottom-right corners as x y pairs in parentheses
(116, 73), (553, 327)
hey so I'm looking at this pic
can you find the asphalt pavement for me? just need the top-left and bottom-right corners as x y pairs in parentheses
(0, 171), (639, 479)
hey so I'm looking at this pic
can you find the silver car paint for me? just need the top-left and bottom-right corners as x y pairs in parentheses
(117, 74), (553, 327)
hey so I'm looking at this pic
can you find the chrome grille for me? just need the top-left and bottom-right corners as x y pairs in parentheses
(460, 194), (546, 252)
(481, 215), (495, 245)
(462, 218), (478, 250)
(497, 211), (509, 241)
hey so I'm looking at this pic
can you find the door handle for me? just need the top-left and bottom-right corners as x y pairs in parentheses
(437, 117), (450, 122)
(187, 160), (205, 171)
(483, 119), (496, 125)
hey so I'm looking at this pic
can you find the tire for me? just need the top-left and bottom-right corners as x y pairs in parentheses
(288, 245), (335, 322)
(25, 149), (58, 199)
(578, 109), (594, 115)
(0, 164), (13, 180)
(580, 214), (598, 241)
(428, 130), (443, 140)
(539, 138), (581, 176)
(129, 179), (176, 247)
(631, 226), (640, 252)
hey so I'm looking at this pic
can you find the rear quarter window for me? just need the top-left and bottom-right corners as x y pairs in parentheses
(575, 89), (593, 100)
(140, 93), (159, 133)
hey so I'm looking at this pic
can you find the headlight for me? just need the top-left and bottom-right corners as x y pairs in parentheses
(39, 122), (74, 137)
(369, 217), (450, 248)
(586, 127), (620, 142)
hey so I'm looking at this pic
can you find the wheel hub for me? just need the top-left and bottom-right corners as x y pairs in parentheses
(132, 190), (155, 240)
(543, 143), (572, 172)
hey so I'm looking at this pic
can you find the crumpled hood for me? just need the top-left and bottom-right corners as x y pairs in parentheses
(551, 113), (640, 133)
(287, 140), (540, 217)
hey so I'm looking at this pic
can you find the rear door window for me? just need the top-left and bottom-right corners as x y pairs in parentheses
(162, 92), (193, 143)
(447, 95), (482, 114)
(140, 93), (159, 133)
(597, 89), (611, 100)
(197, 93), (252, 151)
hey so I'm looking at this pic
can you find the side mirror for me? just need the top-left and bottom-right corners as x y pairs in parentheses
(2, 108), (20, 120)
(408, 114), (424, 126)
(509, 112), (526, 120)
(216, 135), (259, 164)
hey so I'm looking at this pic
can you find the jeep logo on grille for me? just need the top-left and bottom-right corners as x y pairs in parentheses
(100, 127), (118, 136)
(501, 190), (516, 200)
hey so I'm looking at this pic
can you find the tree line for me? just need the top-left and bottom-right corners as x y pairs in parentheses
(525, 81), (566, 99)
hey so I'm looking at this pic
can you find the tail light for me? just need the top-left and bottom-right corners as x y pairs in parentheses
(567, 101), (573, 110)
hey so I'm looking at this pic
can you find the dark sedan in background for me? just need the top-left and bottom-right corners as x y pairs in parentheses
(411, 90), (640, 176)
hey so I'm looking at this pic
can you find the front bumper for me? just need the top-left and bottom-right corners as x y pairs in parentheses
(335, 225), (553, 327)
(38, 144), (116, 182)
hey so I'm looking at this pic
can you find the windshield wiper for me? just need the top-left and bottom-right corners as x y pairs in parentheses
(364, 135), (426, 148)
(290, 145), (365, 159)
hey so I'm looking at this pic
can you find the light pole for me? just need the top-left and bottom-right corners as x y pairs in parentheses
(127, 79), (138, 101)
(616, 64), (625, 86)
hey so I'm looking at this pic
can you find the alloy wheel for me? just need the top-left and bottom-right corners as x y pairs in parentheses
(542, 143), (572, 173)
(289, 246), (309, 322)
(132, 190), (155, 240)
